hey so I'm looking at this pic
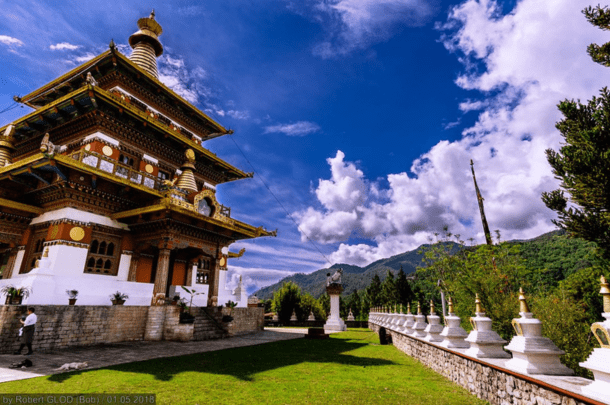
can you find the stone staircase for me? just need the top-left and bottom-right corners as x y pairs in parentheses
(192, 309), (227, 341)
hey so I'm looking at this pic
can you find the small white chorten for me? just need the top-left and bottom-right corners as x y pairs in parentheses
(504, 288), (573, 375)
(403, 303), (415, 335)
(464, 294), (510, 358)
(347, 308), (355, 321)
(579, 275), (610, 402)
(439, 297), (469, 349)
(308, 311), (316, 321)
(424, 300), (444, 342)
(290, 310), (298, 322)
(411, 302), (428, 338)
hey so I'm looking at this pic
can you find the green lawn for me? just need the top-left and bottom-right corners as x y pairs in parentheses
(1, 329), (487, 405)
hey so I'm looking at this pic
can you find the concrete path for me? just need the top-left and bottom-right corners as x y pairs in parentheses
(0, 328), (308, 383)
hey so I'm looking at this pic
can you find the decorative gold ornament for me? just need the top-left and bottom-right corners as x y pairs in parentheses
(85, 144), (91, 151)
(475, 293), (483, 313)
(430, 300), (435, 315)
(407, 303), (411, 314)
(219, 256), (227, 268)
(448, 296), (455, 314)
(417, 301), (422, 315)
(591, 323), (610, 348)
(145, 164), (154, 174)
(600, 275), (610, 314)
(512, 319), (524, 336)
(69, 226), (85, 241)
(185, 148), (195, 162)
(519, 287), (530, 313)
(102, 145), (113, 156)
(49, 225), (59, 239)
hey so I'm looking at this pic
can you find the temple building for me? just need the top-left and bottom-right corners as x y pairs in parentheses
(0, 11), (275, 307)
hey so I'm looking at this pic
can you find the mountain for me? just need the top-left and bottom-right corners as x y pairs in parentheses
(253, 243), (456, 300)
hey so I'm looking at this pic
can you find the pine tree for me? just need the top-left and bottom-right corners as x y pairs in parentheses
(542, 5), (610, 260)
(395, 266), (414, 306)
(365, 274), (382, 307)
(380, 270), (398, 306)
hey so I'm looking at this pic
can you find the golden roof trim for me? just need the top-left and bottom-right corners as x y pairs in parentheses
(0, 197), (44, 215)
(20, 51), (112, 107)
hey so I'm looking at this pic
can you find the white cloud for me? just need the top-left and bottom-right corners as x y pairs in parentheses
(305, 0), (436, 57)
(0, 35), (23, 47)
(50, 42), (79, 51)
(264, 121), (321, 136)
(296, 0), (609, 267)
(74, 52), (96, 63)
(226, 266), (297, 294)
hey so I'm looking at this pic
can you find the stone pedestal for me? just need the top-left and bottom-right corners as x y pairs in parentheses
(465, 295), (510, 359)
(424, 302), (444, 342)
(505, 289), (573, 375)
(411, 302), (428, 338)
(324, 284), (346, 332)
(440, 298), (469, 349)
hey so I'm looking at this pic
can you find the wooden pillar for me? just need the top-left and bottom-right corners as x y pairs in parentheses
(186, 261), (195, 287)
(127, 252), (140, 282)
(153, 248), (171, 296)
(207, 259), (220, 307)
(2, 248), (18, 279)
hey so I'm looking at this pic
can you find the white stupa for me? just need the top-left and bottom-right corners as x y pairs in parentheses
(423, 300), (444, 342)
(439, 297), (469, 349)
(308, 311), (316, 321)
(411, 302), (428, 338)
(290, 310), (298, 322)
(403, 303), (415, 335)
(504, 288), (573, 375)
(347, 308), (355, 321)
(579, 275), (610, 403)
(464, 294), (510, 359)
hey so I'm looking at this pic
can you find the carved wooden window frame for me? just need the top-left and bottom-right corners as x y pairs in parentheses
(196, 258), (212, 284)
(84, 232), (121, 276)
(21, 227), (47, 274)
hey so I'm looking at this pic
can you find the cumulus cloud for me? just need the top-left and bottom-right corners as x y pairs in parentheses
(50, 42), (79, 51)
(0, 35), (23, 47)
(227, 266), (297, 294)
(264, 121), (321, 136)
(296, 0), (608, 266)
(290, 0), (436, 57)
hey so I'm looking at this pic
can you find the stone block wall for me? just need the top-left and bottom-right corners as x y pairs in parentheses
(0, 304), (264, 353)
(369, 322), (605, 405)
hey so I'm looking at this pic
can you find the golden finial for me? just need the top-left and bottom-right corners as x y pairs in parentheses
(601, 275), (610, 313)
(475, 293), (482, 313)
(42, 247), (49, 258)
(448, 296), (454, 314)
(519, 287), (530, 313)
(417, 301), (422, 315)
(186, 148), (196, 163)
(400, 304), (403, 314)
(407, 303), (411, 314)
(430, 300), (435, 315)
(150, 9), (156, 19)
(394, 304), (397, 313)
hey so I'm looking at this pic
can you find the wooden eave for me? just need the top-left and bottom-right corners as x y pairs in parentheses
(19, 50), (228, 136)
(0, 197), (43, 215)
(1, 85), (250, 182)
(111, 201), (276, 240)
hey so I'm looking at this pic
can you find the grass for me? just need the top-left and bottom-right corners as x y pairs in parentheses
(0, 329), (487, 405)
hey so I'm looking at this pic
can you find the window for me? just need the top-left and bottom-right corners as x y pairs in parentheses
(196, 258), (211, 284)
(22, 227), (47, 273)
(158, 170), (170, 180)
(84, 238), (119, 275)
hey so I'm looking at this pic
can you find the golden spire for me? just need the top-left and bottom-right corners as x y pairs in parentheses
(601, 275), (610, 313)
(407, 303), (411, 314)
(475, 294), (483, 313)
(417, 301), (422, 315)
(430, 300), (435, 315)
(400, 304), (403, 314)
(519, 287), (530, 313)
(175, 149), (199, 193)
(448, 296), (454, 314)
(129, 10), (163, 79)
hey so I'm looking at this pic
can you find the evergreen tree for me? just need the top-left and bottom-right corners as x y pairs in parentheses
(365, 274), (382, 307)
(395, 266), (414, 306)
(542, 5), (610, 260)
(271, 281), (302, 322)
(380, 270), (398, 306)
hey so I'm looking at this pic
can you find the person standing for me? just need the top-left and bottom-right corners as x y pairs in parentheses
(14, 307), (36, 355)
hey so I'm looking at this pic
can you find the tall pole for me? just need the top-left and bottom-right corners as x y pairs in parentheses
(471, 159), (493, 246)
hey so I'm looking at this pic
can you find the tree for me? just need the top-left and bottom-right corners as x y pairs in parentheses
(301, 292), (326, 321)
(365, 274), (382, 308)
(542, 5), (610, 260)
(271, 281), (302, 322)
(395, 266), (414, 306)
(380, 270), (398, 306)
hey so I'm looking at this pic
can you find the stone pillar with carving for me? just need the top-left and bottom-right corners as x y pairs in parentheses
(153, 248), (171, 297)
(324, 283), (346, 332)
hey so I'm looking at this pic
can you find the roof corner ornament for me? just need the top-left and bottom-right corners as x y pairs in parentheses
(40, 133), (55, 155)
(86, 72), (98, 87)
(109, 39), (116, 51)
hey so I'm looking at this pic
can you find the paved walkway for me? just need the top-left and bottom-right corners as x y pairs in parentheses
(0, 328), (310, 383)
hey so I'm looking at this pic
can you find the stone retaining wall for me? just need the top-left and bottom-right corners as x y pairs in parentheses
(369, 322), (605, 405)
(0, 305), (264, 353)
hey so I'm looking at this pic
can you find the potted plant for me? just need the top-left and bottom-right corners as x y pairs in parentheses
(1, 285), (31, 305)
(170, 295), (180, 305)
(66, 289), (79, 305)
(179, 287), (202, 324)
(110, 291), (128, 305)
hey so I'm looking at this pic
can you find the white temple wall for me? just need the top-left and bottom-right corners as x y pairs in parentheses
(46, 244), (88, 276)
(10, 249), (25, 279)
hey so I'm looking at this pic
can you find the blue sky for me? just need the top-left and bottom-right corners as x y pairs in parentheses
(0, 0), (607, 294)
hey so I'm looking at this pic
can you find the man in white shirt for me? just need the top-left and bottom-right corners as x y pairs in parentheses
(14, 307), (37, 355)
